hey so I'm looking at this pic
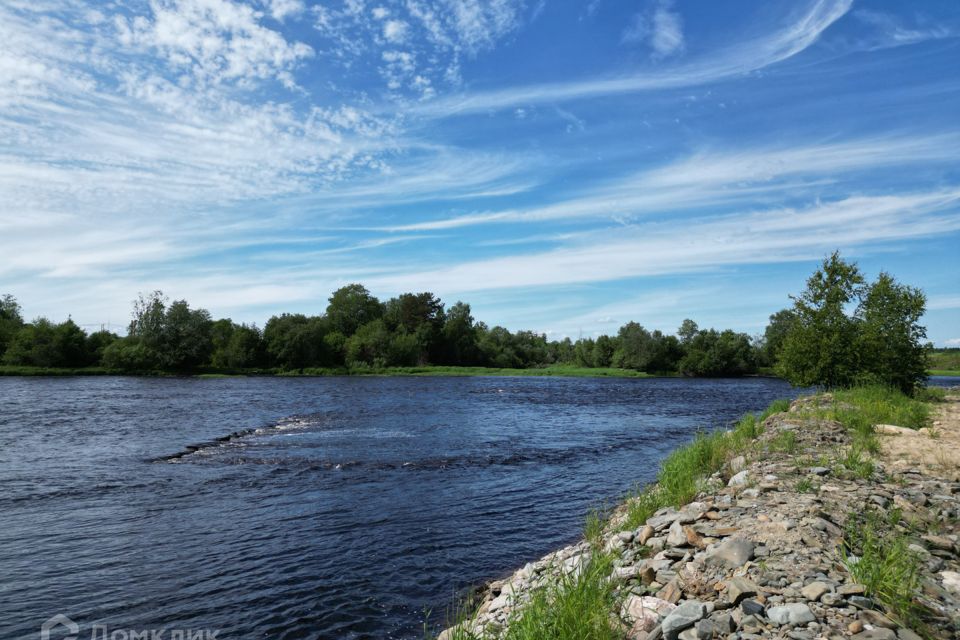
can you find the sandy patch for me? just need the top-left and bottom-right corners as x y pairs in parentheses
(880, 391), (960, 480)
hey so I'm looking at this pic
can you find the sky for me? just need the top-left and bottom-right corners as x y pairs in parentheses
(1, 0), (959, 345)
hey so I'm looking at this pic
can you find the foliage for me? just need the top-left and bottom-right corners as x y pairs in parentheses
(501, 553), (621, 640)
(777, 252), (930, 393)
(326, 284), (383, 336)
(842, 508), (927, 628)
(678, 329), (756, 377)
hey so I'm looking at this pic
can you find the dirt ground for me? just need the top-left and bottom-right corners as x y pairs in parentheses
(880, 390), (960, 481)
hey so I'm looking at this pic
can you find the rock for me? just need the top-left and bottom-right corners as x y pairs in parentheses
(619, 531), (635, 543)
(661, 600), (707, 640)
(767, 603), (816, 626)
(852, 630), (897, 640)
(637, 525), (655, 545)
(684, 526), (704, 548)
(896, 629), (923, 640)
(724, 577), (759, 604)
(837, 583), (866, 596)
(667, 520), (688, 547)
(848, 595), (874, 609)
(677, 628), (698, 640)
(820, 592), (843, 606)
(922, 534), (954, 552)
(640, 565), (657, 585)
(848, 620), (864, 633)
(658, 578), (683, 604)
(728, 470), (750, 487)
(623, 596), (676, 634)
(859, 609), (895, 629)
(801, 581), (830, 601)
(705, 537), (755, 569)
(941, 570), (960, 595)
(740, 599), (765, 616)
(695, 615), (732, 639)
(809, 466), (830, 475)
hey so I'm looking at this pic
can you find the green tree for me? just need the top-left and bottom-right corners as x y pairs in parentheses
(677, 319), (699, 344)
(0, 294), (25, 357)
(592, 335), (616, 368)
(614, 322), (653, 370)
(777, 252), (865, 388)
(326, 284), (382, 336)
(679, 329), (756, 377)
(86, 330), (119, 366)
(159, 300), (213, 370)
(856, 272), (929, 393)
(345, 319), (392, 367)
(761, 309), (797, 367)
(441, 301), (480, 365)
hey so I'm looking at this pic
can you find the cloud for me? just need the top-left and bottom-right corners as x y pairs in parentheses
(415, 0), (852, 117)
(944, 338), (960, 347)
(374, 134), (960, 231)
(264, 0), (306, 22)
(852, 9), (956, 49)
(622, 0), (685, 59)
(929, 296), (960, 311)
(361, 190), (960, 294)
(117, 0), (314, 89)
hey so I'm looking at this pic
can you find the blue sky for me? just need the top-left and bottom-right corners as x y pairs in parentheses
(1, 0), (959, 345)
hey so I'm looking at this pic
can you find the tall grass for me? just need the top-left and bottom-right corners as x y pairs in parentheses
(501, 553), (622, 640)
(842, 508), (927, 630)
(620, 399), (787, 530)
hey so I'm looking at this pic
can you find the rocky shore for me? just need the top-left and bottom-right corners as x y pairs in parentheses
(439, 391), (960, 640)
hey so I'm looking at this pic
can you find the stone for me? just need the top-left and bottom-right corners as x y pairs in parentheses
(619, 531), (635, 543)
(728, 470), (750, 487)
(661, 600), (708, 640)
(801, 581), (830, 601)
(852, 630), (897, 640)
(667, 520), (688, 547)
(809, 466), (830, 476)
(767, 603), (816, 626)
(837, 583), (866, 596)
(637, 525), (655, 545)
(705, 537), (755, 569)
(623, 596), (676, 634)
(658, 578), (683, 604)
(640, 565), (657, 585)
(677, 628), (698, 640)
(848, 621), (864, 633)
(724, 577), (759, 604)
(730, 455), (746, 473)
(820, 592), (843, 606)
(684, 526), (704, 548)
(941, 570), (960, 595)
(848, 596), (874, 609)
(896, 629), (923, 640)
(922, 534), (954, 552)
(740, 599), (765, 616)
(859, 610), (895, 629)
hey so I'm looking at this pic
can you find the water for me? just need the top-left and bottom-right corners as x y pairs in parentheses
(0, 375), (801, 639)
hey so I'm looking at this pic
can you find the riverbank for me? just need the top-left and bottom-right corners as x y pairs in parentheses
(438, 386), (960, 639)
(0, 364), (661, 378)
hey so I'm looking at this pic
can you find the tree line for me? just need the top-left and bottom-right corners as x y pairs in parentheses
(0, 252), (932, 391)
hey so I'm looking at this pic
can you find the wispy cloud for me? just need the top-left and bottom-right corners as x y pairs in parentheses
(414, 0), (852, 117)
(622, 0), (685, 59)
(374, 134), (960, 231)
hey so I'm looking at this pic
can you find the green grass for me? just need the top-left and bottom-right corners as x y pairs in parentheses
(584, 508), (607, 548)
(500, 553), (622, 640)
(838, 445), (875, 479)
(768, 430), (799, 454)
(842, 508), (928, 631)
(929, 348), (960, 372)
(620, 399), (786, 530)
(929, 369), (960, 377)
(0, 365), (116, 376)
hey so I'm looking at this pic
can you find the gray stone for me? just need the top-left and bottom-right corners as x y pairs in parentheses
(728, 470), (750, 487)
(837, 583), (866, 596)
(859, 610), (895, 629)
(730, 455), (747, 473)
(767, 603), (816, 626)
(820, 592), (843, 606)
(740, 599), (765, 616)
(724, 577), (759, 604)
(661, 600), (708, 640)
(852, 630), (897, 640)
(667, 520), (688, 547)
(809, 466), (830, 475)
(801, 581), (830, 601)
(896, 629), (923, 640)
(705, 537), (755, 569)
(848, 595), (874, 609)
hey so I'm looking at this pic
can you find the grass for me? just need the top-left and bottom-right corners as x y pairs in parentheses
(620, 399), (786, 530)
(838, 445), (875, 479)
(929, 369), (960, 377)
(795, 476), (816, 493)
(842, 508), (928, 631)
(500, 552), (622, 640)
(768, 430), (798, 454)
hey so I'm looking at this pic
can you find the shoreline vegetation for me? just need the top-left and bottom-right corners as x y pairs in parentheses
(434, 385), (960, 640)
(1, 363), (957, 380)
(0, 252), (953, 385)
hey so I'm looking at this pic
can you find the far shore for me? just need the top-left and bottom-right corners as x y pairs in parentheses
(1, 364), (957, 380)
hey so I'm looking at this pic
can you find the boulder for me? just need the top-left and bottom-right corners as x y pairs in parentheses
(767, 603), (816, 626)
(661, 600), (707, 640)
(623, 596), (676, 634)
(705, 537), (755, 569)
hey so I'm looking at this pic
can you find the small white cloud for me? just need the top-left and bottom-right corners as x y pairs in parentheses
(514, 107), (527, 119)
(622, 0), (685, 58)
(266, 0), (306, 21)
(944, 338), (960, 347)
(372, 6), (389, 20)
(383, 19), (409, 43)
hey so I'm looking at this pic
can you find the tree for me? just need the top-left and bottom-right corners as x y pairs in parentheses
(677, 319), (699, 344)
(761, 309), (797, 367)
(679, 329), (756, 377)
(158, 300), (213, 370)
(593, 335), (616, 368)
(856, 272), (929, 393)
(0, 294), (25, 356)
(326, 284), (382, 336)
(777, 252), (865, 388)
(441, 302), (480, 365)
(614, 322), (653, 370)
